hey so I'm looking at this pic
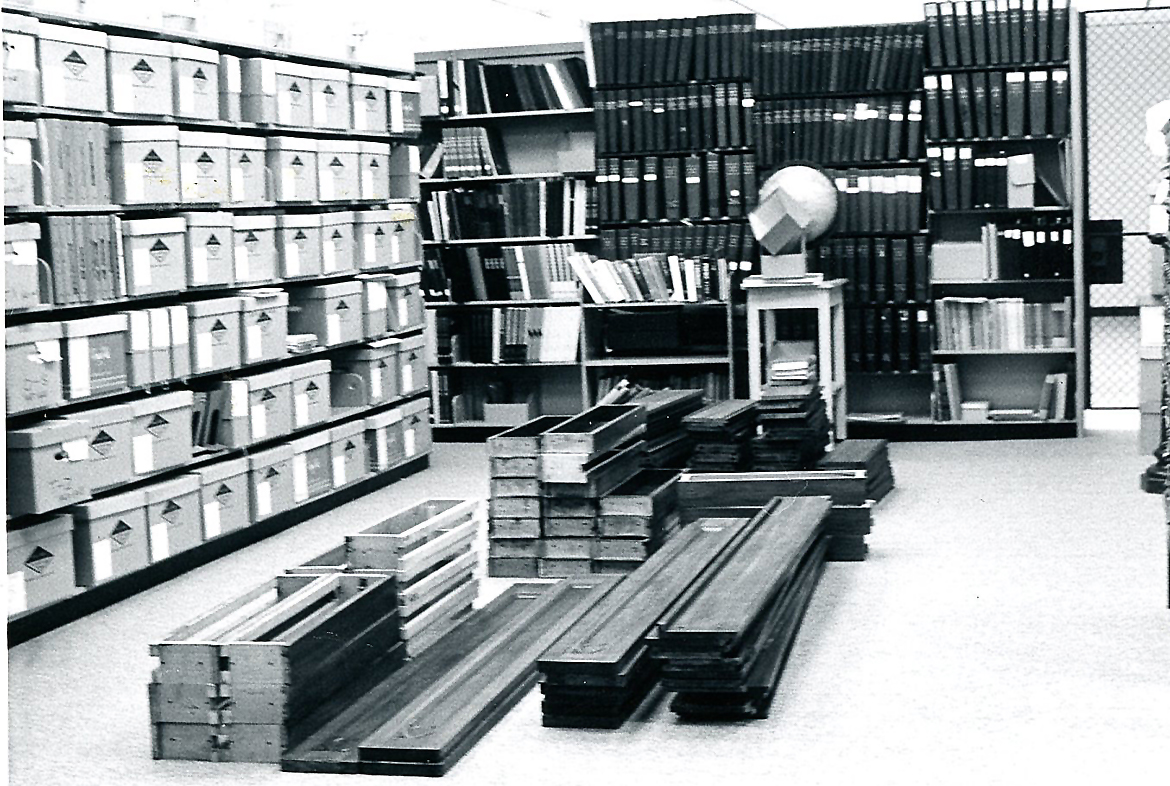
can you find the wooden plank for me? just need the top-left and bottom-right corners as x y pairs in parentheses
(357, 577), (617, 770)
(403, 604), (473, 658)
(148, 682), (222, 725)
(540, 404), (646, 458)
(490, 476), (542, 498)
(486, 416), (570, 458)
(401, 579), (478, 640)
(398, 550), (476, 618)
(488, 538), (542, 559)
(598, 513), (654, 538)
(541, 538), (593, 560)
(346, 499), (481, 572)
(489, 455), (540, 477)
(598, 469), (680, 518)
(489, 517), (540, 538)
(677, 470), (869, 508)
(487, 557), (539, 578)
(388, 517), (477, 582)
(543, 442), (645, 499)
(592, 538), (651, 562)
(542, 516), (596, 538)
(537, 558), (592, 578)
(488, 496), (541, 519)
(543, 497), (598, 518)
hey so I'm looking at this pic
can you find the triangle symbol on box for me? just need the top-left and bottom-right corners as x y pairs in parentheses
(261, 389), (277, 401)
(132, 58), (155, 83)
(265, 467), (280, 479)
(289, 82), (302, 94)
(63, 50), (87, 77)
(257, 311), (272, 323)
(193, 67), (207, 81)
(92, 430), (116, 447)
(374, 227), (385, 236)
(331, 230), (342, 240)
(369, 159), (379, 169)
(207, 234), (221, 247)
(216, 483), (233, 501)
(394, 224), (405, 233)
(239, 153), (252, 165)
(336, 300), (349, 311)
(144, 150), (164, 164)
(330, 157), (343, 169)
(365, 90), (376, 101)
(197, 151), (215, 165)
(345, 440), (357, 453)
(211, 319), (227, 333)
(162, 500), (182, 521)
(25, 546), (54, 575)
(294, 230), (307, 241)
(306, 381), (319, 392)
(111, 520), (133, 545)
(324, 85), (335, 96)
(291, 156), (303, 168)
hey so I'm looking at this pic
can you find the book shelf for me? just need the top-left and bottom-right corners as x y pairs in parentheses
(416, 42), (599, 439)
(4, 5), (430, 636)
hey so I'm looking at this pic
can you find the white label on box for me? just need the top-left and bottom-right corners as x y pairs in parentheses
(203, 501), (221, 539)
(171, 308), (189, 346)
(282, 167), (296, 199)
(404, 427), (416, 457)
(11, 239), (37, 265)
(323, 240), (336, 272)
(180, 77), (196, 114)
(235, 241), (250, 280)
(295, 392), (309, 426)
(6, 35), (34, 70)
(293, 454), (309, 501)
(277, 90), (292, 123)
(133, 247), (152, 288)
(35, 341), (62, 363)
(133, 433), (154, 474)
(362, 168), (374, 197)
(129, 311), (149, 353)
(196, 332), (214, 369)
(370, 368), (383, 400)
(62, 439), (88, 461)
(353, 99), (367, 130)
(368, 283), (388, 311)
(250, 403), (268, 439)
(230, 380), (248, 417)
(332, 455), (346, 487)
(375, 429), (388, 468)
(284, 241), (300, 276)
(313, 91), (328, 125)
(364, 233), (377, 264)
(150, 309), (170, 349)
(181, 162), (199, 199)
(6, 139), (32, 166)
(93, 538), (113, 582)
(389, 91), (404, 132)
(256, 481), (272, 517)
(8, 571), (27, 615)
(68, 336), (91, 398)
(320, 173), (335, 201)
(327, 313), (341, 345)
(150, 521), (170, 562)
(230, 166), (246, 200)
(390, 233), (400, 265)
(113, 72), (134, 111)
(397, 295), (408, 328)
(192, 246), (209, 283)
(124, 162), (144, 202)
(408, 146), (420, 172)
(246, 324), (262, 360)
(401, 363), (413, 392)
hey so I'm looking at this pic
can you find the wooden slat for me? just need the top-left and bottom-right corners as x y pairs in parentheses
(486, 416), (570, 458)
(398, 550), (476, 617)
(490, 476), (542, 497)
(540, 405), (646, 458)
(489, 455), (540, 477)
(401, 579), (478, 640)
(598, 469), (680, 518)
(488, 517), (541, 538)
(543, 442), (645, 499)
(677, 470), (869, 508)
(541, 516), (596, 538)
(488, 538), (542, 559)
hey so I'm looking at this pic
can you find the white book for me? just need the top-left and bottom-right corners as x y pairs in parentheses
(667, 255), (685, 301)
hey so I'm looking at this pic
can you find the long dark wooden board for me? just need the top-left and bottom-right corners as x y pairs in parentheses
(677, 470), (869, 509)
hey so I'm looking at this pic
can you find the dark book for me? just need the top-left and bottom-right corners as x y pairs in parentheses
(1050, 68), (1070, 136)
(940, 73), (958, 138)
(621, 158), (641, 221)
(970, 70), (990, 138)
(984, 0), (1002, 64)
(912, 235), (930, 301)
(705, 152), (722, 218)
(1036, 0), (1051, 62)
(1005, 71), (1027, 136)
(924, 75), (943, 139)
(1008, 0), (1024, 64)
(958, 147), (974, 209)
(725, 154), (743, 218)
(1050, 0), (1068, 63)
(872, 238), (890, 302)
(989, 70), (1007, 137)
(890, 238), (910, 302)
(956, 1), (974, 65)
(1021, 0), (1036, 64)
(684, 154), (704, 219)
(643, 156), (661, 221)
(1028, 70), (1049, 136)
(940, 2), (961, 66)
(954, 72), (976, 139)
(663, 156), (682, 220)
(926, 3), (946, 66)
(915, 307), (933, 370)
(971, 0), (989, 64)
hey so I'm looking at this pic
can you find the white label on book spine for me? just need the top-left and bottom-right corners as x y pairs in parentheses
(370, 368), (383, 400)
(327, 313), (341, 345)
(313, 91), (328, 126)
(404, 427), (416, 457)
(362, 168), (375, 197)
(256, 481), (272, 517)
(295, 392), (309, 426)
(332, 455), (346, 487)
(93, 538), (113, 582)
(113, 73), (134, 111)
(235, 241), (250, 280)
(401, 362), (413, 393)
(323, 240), (336, 272)
(397, 295), (408, 328)
(250, 403), (267, 440)
(180, 78), (196, 114)
(124, 162), (144, 202)
(203, 501), (221, 539)
(320, 173), (335, 201)
(230, 380), (248, 417)
(196, 332), (214, 370)
(132, 433), (154, 474)
(389, 91), (404, 132)
(150, 521), (170, 562)
(353, 99), (367, 130)
(284, 242), (300, 276)
(364, 233), (377, 264)
(133, 247), (152, 288)
(68, 337), (91, 399)
(282, 167), (296, 199)
(293, 455), (308, 501)
(230, 166), (245, 200)
(940, 74), (953, 90)
(246, 325), (262, 360)
(192, 246), (209, 283)
(8, 572), (26, 615)
(375, 429), (388, 468)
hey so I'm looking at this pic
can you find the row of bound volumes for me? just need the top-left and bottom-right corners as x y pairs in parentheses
(433, 305), (583, 364)
(756, 97), (924, 170)
(934, 295), (1073, 350)
(753, 24), (925, 98)
(595, 372), (730, 402)
(599, 223), (755, 265)
(932, 219), (1072, 281)
(829, 169), (924, 233)
(46, 215), (123, 304)
(439, 127), (509, 178)
(811, 236), (932, 304)
(567, 253), (731, 304)
(422, 178), (594, 241)
(846, 305), (934, 373)
(33, 119), (112, 205)
(594, 84), (754, 155)
(590, 15), (756, 88)
(437, 56), (591, 116)
(923, 69), (1069, 141)
(927, 147), (1067, 210)
(925, 1), (1069, 69)
(596, 153), (758, 223)
(423, 242), (580, 303)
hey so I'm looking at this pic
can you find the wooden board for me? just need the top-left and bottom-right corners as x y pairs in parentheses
(599, 468), (680, 518)
(540, 405), (646, 459)
(542, 442), (645, 499)
(488, 496), (541, 519)
(401, 579), (478, 641)
(677, 470), (869, 509)
(542, 516), (597, 538)
(487, 416), (570, 458)
(487, 557), (539, 578)
(490, 476), (542, 498)
(537, 558), (592, 578)
(398, 550), (476, 618)
(543, 497), (599, 518)
(488, 517), (541, 539)
(489, 455), (540, 477)
(346, 499), (481, 576)
(542, 538), (593, 560)
(488, 538), (542, 559)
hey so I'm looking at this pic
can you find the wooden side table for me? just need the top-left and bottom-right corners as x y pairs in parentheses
(743, 276), (847, 441)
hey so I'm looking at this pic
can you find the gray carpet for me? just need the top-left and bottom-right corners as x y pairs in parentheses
(8, 431), (1170, 785)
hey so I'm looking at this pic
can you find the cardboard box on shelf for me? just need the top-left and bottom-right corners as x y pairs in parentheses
(353, 209), (394, 270)
(189, 297), (243, 374)
(364, 407), (405, 471)
(318, 211), (357, 277)
(110, 125), (182, 204)
(107, 36), (175, 116)
(226, 135), (267, 203)
(6, 419), (91, 517)
(397, 332), (426, 396)
(288, 359), (332, 431)
(400, 395), (431, 459)
(5, 222), (42, 310)
(171, 43), (219, 120)
(276, 213), (323, 280)
(6, 323), (64, 416)
(289, 281), (364, 348)
(178, 131), (230, 203)
(124, 310), (153, 388)
(385, 271), (424, 334)
(70, 488), (149, 587)
(7, 516), (76, 616)
(386, 77), (422, 136)
(241, 58), (315, 127)
(350, 72), (388, 133)
(64, 314), (130, 400)
(357, 274), (391, 339)
(38, 23), (109, 112)
(290, 430), (333, 504)
(329, 419), (369, 489)
(5, 120), (38, 207)
(332, 338), (398, 408)
(219, 367), (294, 448)
(182, 212), (235, 288)
(247, 444), (295, 521)
(237, 288), (289, 365)
(388, 143), (421, 201)
(218, 54), (242, 122)
(190, 457), (251, 540)
(311, 66), (351, 130)
(120, 217), (188, 297)
(317, 140), (361, 201)
(143, 475), (202, 564)
(358, 141), (391, 200)
(128, 391), (195, 477)
(266, 137), (319, 202)
(64, 403), (134, 493)
(231, 214), (279, 286)
(2, 12), (40, 105)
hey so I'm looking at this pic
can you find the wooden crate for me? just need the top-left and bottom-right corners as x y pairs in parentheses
(542, 442), (645, 499)
(486, 415), (569, 458)
(599, 469), (680, 520)
(488, 517), (540, 539)
(539, 404), (646, 460)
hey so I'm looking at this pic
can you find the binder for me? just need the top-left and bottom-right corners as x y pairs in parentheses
(687, 86), (702, 151)
(879, 307), (896, 371)
(891, 238), (910, 302)
(1028, 70), (1049, 136)
(621, 158), (641, 220)
(663, 156), (682, 220)
(862, 308), (878, 371)
(873, 238), (890, 301)
(1005, 71), (1027, 136)
(742, 153), (758, 210)
(684, 154), (704, 219)
(927, 147), (945, 209)
(727, 83), (742, 148)
(855, 238), (873, 302)
(984, 0), (1002, 64)
(1007, 0), (1023, 64)
(971, 71), (990, 137)
(940, 74), (958, 139)
(971, 1), (989, 64)
(897, 308), (914, 371)
(988, 70), (1006, 137)
(643, 156), (661, 221)
(915, 307), (933, 370)
(1051, 0), (1068, 63)
(1036, 0), (1051, 62)
(705, 152), (722, 218)
(942, 147), (960, 209)
(913, 236), (931, 300)
(924, 76), (943, 139)
(958, 147), (974, 209)
(1050, 69), (1070, 136)
(1021, 0), (1036, 64)
(954, 72), (976, 139)
(956, 2), (974, 66)
(940, 2), (961, 66)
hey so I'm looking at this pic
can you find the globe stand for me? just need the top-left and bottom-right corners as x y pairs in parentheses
(760, 237), (814, 279)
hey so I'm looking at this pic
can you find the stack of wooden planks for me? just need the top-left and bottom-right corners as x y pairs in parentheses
(292, 499), (482, 654)
(816, 438), (895, 503)
(282, 578), (617, 776)
(677, 471), (874, 562)
(750, 382), (830, 470)
(486, 416), (568, 578)
(683, 400), (758, 471)
(539, 511), (761, 728)
(151, 573), (404, 762)
(593, 468), (681, 573)
(655, 496), (832, 720)
(628, 389), (706, 469)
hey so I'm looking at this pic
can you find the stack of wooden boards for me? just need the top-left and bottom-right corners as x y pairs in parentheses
(751, 381), (830, 470)
(656, 497), (831, 719)
(683, 400), (757, 471)
(282, 578), (617, 776)
(629, 389), (706, 468)
(677, 471), (875, 562)
(150, 498), (480, 762)
(538, 497), (833, 728)
(816, 438), (895, 503)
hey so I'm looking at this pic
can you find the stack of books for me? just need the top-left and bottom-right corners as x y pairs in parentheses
(424, 242), (581, 303)
(817, 438), (895, 503)
(683, 399), (757, 471)
(439, 126), (509, 178)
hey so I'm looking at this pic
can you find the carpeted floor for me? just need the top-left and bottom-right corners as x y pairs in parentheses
(8, 430), (1170, 786)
